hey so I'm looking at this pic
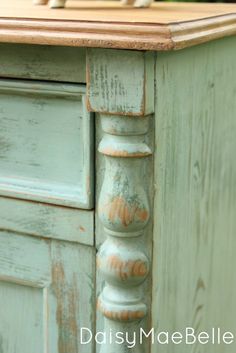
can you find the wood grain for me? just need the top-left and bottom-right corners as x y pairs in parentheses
(87, 49), (154, 115)
(49, 240), (96, 353)
(1, 0), (235, 23)
(0, 0), (235, 50)
(152, 36), (236, 353)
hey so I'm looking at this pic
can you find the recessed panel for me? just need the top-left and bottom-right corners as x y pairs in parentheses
(0, 281), (44, 353)
(0, 79), (93, 208)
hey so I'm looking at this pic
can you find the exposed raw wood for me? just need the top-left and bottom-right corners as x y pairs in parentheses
(0, 0), (235, 50)
(1, 0), (236, 23)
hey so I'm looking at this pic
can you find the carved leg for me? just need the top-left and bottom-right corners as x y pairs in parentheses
(97, 114), (152, 353)
(49, 0), (66, 8)
(87, 48), (154, 353)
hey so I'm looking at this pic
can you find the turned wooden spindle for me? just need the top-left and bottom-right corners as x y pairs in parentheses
(97, 114), (152, 353)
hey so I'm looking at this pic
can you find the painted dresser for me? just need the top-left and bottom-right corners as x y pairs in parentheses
(0, 1), (236, 353)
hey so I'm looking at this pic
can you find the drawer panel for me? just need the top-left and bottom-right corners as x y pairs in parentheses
(0, 79), (94, 209)
(0, 43), (86, 83)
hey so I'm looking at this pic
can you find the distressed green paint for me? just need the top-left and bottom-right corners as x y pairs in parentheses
(0, 230), (96, 353)
(0, 33), (235, 353)
(0, 79), (94, 209)
(88, 45), (155, 353)
(0, 230), (51, 286)
(87, 48), (154, 116)
(0, 196), (94, 245)
(0, 43), (86, 83)
(152, 36), (236, 353)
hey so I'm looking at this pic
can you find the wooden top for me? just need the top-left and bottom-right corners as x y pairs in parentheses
(0, 0), (235, 50)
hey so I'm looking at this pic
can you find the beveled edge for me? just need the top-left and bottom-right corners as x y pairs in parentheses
(170, 13), (236, 50)
(0, 13), (235, 51)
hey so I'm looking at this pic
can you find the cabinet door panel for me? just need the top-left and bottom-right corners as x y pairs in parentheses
(0, 231), (95, 353)
(0, 282), (44, 353)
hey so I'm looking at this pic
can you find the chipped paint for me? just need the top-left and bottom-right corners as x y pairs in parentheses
(52, 261), (78, 353)
(97, 299), (146, 322)
(0, 79), (93, 209)
(98, 254), (148, 280)
(107, 255), (148, 278)
(93, 56), (153, 350)
(100, 148), (151, 158)
(87, 49), (154, 115)
(100, 196), (149, 227)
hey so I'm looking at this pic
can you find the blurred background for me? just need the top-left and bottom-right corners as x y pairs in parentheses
(161, 0), (235, 3)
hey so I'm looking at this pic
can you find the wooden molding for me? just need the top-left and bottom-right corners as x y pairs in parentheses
(170, 14), (236, 50)
(97, 114), (152, 353)
(0, 18), (172, 51)
(0, 1), (235, 51)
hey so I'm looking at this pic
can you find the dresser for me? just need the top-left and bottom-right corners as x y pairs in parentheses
(0, 1), (236, 353)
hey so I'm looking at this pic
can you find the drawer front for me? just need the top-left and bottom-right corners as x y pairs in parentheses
(0, 230), (95, 353)
(0, 43), (86, 83)
(0, 79), (94, 209)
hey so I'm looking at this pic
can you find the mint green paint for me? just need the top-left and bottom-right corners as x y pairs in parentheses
(0, 79), (94, 209)
(0, 282), (44, 353)
(0, 196), (94, 245)
(0, 43), (86, 83)
(87, 49), (154, 116)
(152, 36), (236, 353)
(0, 230), (96, 353)
(0, 230), (51, 287)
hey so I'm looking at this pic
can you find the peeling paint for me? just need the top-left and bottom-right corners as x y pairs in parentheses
(52, 262), (78, 353)
(103, 255), (148, 280)
(100, 196), (149, 227)
(97, 299), (146, 322)
(101, 148), (151, 158)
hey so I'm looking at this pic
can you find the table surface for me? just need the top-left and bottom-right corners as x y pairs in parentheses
(0, 0), (236, 50)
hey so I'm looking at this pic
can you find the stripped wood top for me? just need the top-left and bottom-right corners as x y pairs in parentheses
(0, 0), (235, 50)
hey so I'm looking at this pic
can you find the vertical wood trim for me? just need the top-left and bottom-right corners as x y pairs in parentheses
(87, 48), (154, 352)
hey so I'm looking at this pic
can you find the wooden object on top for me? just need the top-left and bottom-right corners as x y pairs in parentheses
(0, 0), (235, 50)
